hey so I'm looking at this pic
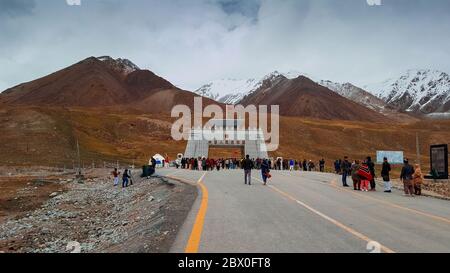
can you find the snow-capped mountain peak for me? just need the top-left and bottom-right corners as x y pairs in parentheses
(194, 70), (309, 105)
(318, 80), (388, 112)
(97, 56), (140, 75)
(194, 78), (258, 104)
(364, 69), (450, 114)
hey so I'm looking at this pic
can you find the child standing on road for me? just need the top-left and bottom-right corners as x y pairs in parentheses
(361, 179), (370, 192)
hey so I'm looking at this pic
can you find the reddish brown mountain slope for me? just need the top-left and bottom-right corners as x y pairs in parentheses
(0, 57), (218, 113)
(240, 75), (387, 122)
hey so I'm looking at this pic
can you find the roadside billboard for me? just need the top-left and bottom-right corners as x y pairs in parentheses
(376, 151), (404, 164)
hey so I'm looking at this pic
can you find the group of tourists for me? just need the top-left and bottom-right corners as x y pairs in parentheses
(112, 168), (134, 188)
(179, 157), (327, 173)
(341, 156), (379, 192)
(180, 158), (242, 171)
(115, 153), (425, 197)
(339, 156), (424, 196)
(273, 158), (326, 172)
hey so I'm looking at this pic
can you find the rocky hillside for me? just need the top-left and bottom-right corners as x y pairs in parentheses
(0, 56), (218, 113)
(239, 74), (386, 122)
(365, 69), (450, 115)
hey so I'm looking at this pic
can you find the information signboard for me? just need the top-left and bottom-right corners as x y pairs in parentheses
(376, 151), (404, 164)
(430, 144), (449, 179)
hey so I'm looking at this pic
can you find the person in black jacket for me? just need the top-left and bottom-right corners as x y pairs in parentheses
(400, 159), (415, 196)
(367, 156), (376, 191)
(242, 155), (254, 186)
(341, 156), (351, 187)
(122, 169), (131, 188)
(381, 157), (392, 193)
(319, 159), (325, 172)
(261, 159), (270, 186)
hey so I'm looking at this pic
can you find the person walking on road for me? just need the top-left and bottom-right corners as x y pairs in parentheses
(413, 164), (423, 196)
(243, 155), (254, 186)
(381, 157), (392, 193)
(400, 159), (415, 197)
(261, 159), (271, 186)
(341, 157), (351, 187)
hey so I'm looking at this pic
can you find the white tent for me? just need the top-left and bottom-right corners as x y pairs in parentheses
(150, 154), (165, 168)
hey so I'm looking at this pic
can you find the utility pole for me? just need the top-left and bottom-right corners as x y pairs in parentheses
(76, 139), (81, 175)
(416, 132), (421, 166)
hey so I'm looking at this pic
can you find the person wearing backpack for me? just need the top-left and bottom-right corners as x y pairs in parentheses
(400, 159), (415, 197)
(381, 157), (392, 193)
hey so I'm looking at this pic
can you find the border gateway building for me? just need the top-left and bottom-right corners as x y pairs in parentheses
(184, 119), (268, 159)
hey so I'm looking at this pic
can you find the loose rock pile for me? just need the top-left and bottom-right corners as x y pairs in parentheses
(0, 172), (196, 253)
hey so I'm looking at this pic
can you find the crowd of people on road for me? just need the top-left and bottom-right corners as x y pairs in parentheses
(178, 157), (328, 173)
(336, 155), (424, 197)
(113, 154), (425, 197)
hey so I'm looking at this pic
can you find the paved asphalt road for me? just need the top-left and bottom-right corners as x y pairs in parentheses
(157, 168), (450, 253)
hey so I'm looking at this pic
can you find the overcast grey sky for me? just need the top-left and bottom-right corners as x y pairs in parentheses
(1, 0), (450, 92)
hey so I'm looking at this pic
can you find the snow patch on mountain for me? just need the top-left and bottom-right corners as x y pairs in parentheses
(97, 56), (140, 75)
(195, 70), (308, 104)
(364, 69), (450, 114)
(318, 80), (388, 112)
(194, 78), (258, 104)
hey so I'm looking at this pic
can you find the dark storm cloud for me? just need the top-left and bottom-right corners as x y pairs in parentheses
(1, 0), (450, 92)
(217, 0), (261, 20)
(0, 0), (36, 17)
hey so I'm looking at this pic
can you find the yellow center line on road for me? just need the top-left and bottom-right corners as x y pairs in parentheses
(280, 172), (450, 225)
(185, 172), (208, 253)
(252, 175), (396, 253)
